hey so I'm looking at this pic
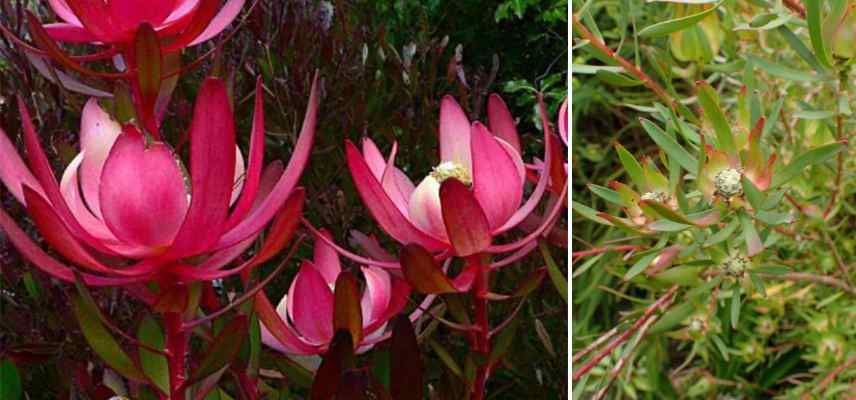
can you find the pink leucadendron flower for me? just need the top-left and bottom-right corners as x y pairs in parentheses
(258, 230), (431, 355)
(42, 0), (244, 48)
(0, 75), (318, 287)
(337, 94), (565, 263)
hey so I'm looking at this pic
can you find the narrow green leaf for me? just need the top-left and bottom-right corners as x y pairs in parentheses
(640, 200), (696, 226)
(762, 98), (785, 139)
(696, 81), (736, 156)
(749, 56), (826, 82)
(755, 265), (791, 275)
(648, 302), (694, 335)
(615, 143), (646, 187)
(428, 339), (462, 378)
(137, 315), (169, 394)
(489, 318), (520, 365)
(793, 110), (834, 120)
(624, 250), (659, 281)
(638, 2), (722, 38)
(587, 184), (623, 206)
(639, 118), (697, 172)
(0, 359), (22, 400)
(571, 201), (612, 226)
(749, 272), (766, 297)
(190, 316), (248, 383)
(540, 242), (567, 302)
(595, 70), (643, 86)
(777, 26), (825, 73)
(741, 176), (764, 210)
(704, 220), (739, 247)
(21, 272), (41, 300)
(771, 142), (847, 188)
(70, 293), (147, 382)
(710, 334), (730, 361)
(273, 355), (314, 389)
(730, 287), (741, 329)
(807, 0), (832, 67)
(740, 211), (764, 257)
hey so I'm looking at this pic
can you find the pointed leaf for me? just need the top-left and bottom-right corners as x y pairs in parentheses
(740, 211), (764, 257)
(639, 1), (722, 38)
(189, 316), (248, 383)
(639, 200), (696, 226)
(696, 81), (736, 157)
(439, 179), (492, 256)
(133, 23), (162, 131)
(488, 318), (519, 364)
(334, 272), (364, 348)
(615, 143), (646, 188)
(272, 355), (314, 389)
(311, 331), (355, 400)
(806, 0), (832, 68)
(428, 339), (462, 379)
(771, 142), (847, 188)
(639, 118), (697, 172)
(0, 359), (22, 400)
(399, 244), (457, 294)
(137, 315), (169, 394)
(390, 316), (423, 400)
(71, 280), (146, 382)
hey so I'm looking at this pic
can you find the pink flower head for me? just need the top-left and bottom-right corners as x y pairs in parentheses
(259, 230), (427, 355)
(343, 94), (564, 259)
(42, 0), (245, 48)
(0, 74), (319, 287)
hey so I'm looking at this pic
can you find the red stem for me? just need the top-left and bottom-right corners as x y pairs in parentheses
(121, 47), (161, 139)
(469, 254), (490, 400)
(572, 286), (678, 381)
(572, 245), (642, 259)
(165, 312), (188, 400)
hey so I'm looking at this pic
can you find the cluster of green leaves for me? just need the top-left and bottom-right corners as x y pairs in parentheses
(573, 0), (856, 398)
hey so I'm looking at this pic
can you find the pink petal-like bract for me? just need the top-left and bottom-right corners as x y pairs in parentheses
(167, 78), (236, 258)
(287, 260), (335, 345)
(487, 94), (521, 152)
(438, 95), (473, 171)
(99, 128), (189, 250)
(470, 122), (524, 231)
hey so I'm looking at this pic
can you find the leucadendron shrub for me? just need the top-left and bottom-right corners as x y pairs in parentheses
(573, 0), (856, 398)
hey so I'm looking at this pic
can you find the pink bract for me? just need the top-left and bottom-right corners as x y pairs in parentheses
(43, 0), (245, 48)
(0, 75), (319, 287)
(260, 230), (430, 355)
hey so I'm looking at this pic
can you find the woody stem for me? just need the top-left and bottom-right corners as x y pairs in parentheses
(164, 311), (188, 400)
(469, 254), (490, 400)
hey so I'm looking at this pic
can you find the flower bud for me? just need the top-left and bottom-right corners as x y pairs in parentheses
(721, 254), (749, 278)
